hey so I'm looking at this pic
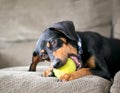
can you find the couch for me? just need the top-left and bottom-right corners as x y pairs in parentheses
(0, 0), (120, 93)
(0, 62), (120, 93)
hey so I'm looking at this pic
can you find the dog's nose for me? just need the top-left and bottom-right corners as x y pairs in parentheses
(52, 59), (62, 68)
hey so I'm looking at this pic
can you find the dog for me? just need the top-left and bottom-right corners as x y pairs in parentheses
(29, 21), (120, 81)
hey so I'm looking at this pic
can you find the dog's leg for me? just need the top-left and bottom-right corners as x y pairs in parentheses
(29, 55), (41, 71)
(43, 67), (53, 77)
(60, 68), (92, 81)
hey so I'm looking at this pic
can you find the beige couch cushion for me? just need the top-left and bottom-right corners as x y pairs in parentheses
(110, 71), (120, 93)
(0, 64), (111, 93)
(0, 0), (111, 43)
(113, 0), (120, 39)
(0, 41), (35, 68)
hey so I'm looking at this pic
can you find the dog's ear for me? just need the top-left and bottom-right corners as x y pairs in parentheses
(50, 21), (78, 41)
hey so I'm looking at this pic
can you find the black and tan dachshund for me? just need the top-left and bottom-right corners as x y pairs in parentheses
(29, 21), (120, 81)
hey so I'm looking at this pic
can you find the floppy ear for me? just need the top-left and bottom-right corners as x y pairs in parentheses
(50, 21), (78, 41)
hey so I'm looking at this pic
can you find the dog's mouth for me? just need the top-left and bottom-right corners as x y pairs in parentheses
(52, 55), (82, 69)
(69, 55), (82, 70)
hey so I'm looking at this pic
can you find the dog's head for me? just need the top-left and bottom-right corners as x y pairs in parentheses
(33, 21), (83, 69)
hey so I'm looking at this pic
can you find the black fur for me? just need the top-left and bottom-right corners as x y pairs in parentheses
(29, 21), (120, 80)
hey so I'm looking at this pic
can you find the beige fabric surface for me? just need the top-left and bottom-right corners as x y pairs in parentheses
(0, 41), (35, 68)
(110, 71), (120, 93)
(113, 0), (120, 39)
(0, 65), (111, 93)
(0, 0), (111, 43)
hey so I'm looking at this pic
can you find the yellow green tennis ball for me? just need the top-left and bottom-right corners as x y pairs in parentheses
(53, 58), (76, 78)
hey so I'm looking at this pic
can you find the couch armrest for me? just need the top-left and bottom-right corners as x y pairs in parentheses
(110, 71), (120, 93)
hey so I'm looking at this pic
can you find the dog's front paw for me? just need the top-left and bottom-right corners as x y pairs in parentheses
(43, 68), (53, 77)
(59, 73), (75, 81)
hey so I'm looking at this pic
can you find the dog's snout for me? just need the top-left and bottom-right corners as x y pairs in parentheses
(52, 59), (62, 68)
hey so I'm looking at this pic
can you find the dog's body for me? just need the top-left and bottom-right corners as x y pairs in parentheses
(29, 21), (120, 81)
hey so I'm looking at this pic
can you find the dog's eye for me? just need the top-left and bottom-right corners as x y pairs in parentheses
(42, 53), (49, 60)
(40, 50), (49, 60)
(50, 39), (57, 47)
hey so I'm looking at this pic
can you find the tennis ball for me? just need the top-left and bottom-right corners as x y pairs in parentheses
(53, 58), (76, 78)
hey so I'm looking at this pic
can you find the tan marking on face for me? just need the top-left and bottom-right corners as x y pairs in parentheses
(53, 43), (77, 62)
(86, 56), (96, 68)
(46, 42), (50, 48)
(41, 49), (45, 53)
(60, 38), (67, 43)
